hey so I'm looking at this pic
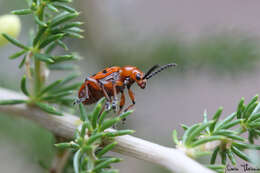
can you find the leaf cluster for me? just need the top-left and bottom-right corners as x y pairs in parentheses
(55, 98), (134, 173)
(0, 0), (83, 115)
(5, 0), (82, 67)
(0, 1), (136, 173)
(172, 95), (260, 173)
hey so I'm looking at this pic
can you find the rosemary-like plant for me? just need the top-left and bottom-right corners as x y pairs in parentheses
(172, 95), (260, 173)
(55, 98), (134, 173)
(0, 0), (83, 115)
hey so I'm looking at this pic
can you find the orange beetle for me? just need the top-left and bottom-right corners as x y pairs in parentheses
(75, 63), (176, 114)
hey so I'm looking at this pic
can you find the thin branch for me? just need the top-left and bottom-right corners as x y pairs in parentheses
(50, 149), (71, 173)
(0, 87), (214, 173)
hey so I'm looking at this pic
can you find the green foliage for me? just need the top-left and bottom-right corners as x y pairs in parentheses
(1, 3), (135, 172)
(55, 99), (134, 173)
(173, 95), (260, 173)
(0, 0), (83, 115)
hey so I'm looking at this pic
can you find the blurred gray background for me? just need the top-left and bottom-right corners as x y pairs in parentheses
(0, 0), (260, 172)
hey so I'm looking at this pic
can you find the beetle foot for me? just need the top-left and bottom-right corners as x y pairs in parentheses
(112, 99), (118, 112)
(122, 118), (126, 125)
(73, 98), (83, 105)
(105, 101), (111, 110)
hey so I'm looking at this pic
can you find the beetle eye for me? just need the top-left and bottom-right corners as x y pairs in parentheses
(136, 73), (141, 80)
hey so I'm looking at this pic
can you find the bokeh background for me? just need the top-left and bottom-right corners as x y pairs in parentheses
(0, 0), (260, 172)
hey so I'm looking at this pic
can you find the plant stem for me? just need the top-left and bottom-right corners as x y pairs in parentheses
(38, 1), (45, 20)
(50, 136), (71, 173)
(50, 149), (71, 173)
(236, 126), (247, 135)
(33, 1), (46, 97)
(34, 58), (42, 95)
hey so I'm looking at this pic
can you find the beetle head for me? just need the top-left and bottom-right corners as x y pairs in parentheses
(132, 69), (146, 89)
(133, 64), (160, 89)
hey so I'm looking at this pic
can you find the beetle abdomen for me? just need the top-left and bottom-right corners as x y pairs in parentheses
(81, 85), (103, 105)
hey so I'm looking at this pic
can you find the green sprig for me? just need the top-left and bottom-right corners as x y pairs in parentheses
(1, 0), (82, 116)
(173, 95), (260, 168)
(55, 99), (134, 172)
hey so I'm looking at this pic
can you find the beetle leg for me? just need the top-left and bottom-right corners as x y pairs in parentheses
(126, 87), (136, 111)
(117, 91), (125, 115)
(98, 81), (112, 110)
(124, 77), (130, 86)
(73, 83), (90, 105)
(87, 76), (111, 102)
(122, 86), (136, 122)
(84, 82), (89, 99)
(111, 81), (118, 112)
(85, 77), (107, 97)
(110, 76), (123, 112)
(84, 77), (112, 109)
(100, 83), (110, 100)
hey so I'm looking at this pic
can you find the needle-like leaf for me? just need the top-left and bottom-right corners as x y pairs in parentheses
(35, 102), (63, 116)
(96, 142), (117, 158)
(20, 75), (29, 96)
(2, 33), (30, 50)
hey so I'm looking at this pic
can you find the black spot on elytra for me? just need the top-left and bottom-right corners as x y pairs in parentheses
(103, 69), (107, 73)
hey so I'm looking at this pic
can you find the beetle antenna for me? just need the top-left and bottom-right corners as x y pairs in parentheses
(144, 63), (177, 80)
(143, 64), (160, 79)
